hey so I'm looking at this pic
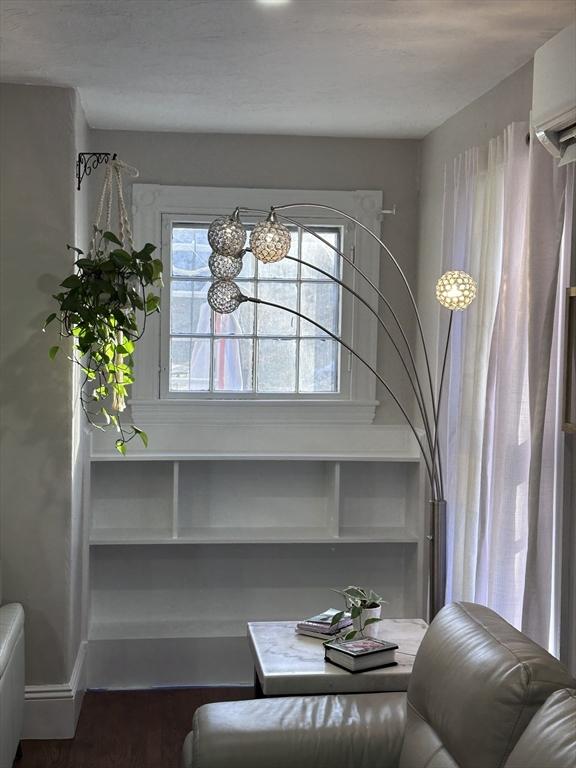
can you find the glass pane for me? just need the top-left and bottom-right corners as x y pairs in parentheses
(301, 229), (340, 280)
(170, 280), (211, 335)
(238, 250), (256, 279)
(300, 282), (340, 337)
(299, 339), (339, 393)
(257, 339), (297, 392)
(262, 229), (299, 280)
(234, 280), (255, 296)
(214, 295), (255, 336)
(213, 338), (254, 392)
(257, 282), (298, 336)
(172, 226), (211, 277)
(169, 337), (210, 392)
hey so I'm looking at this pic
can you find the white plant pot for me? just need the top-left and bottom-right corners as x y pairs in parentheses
(352, 606), (381, 637)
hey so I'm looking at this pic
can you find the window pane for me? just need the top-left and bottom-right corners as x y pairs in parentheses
(300, 229), (340, 280)
(238, 250), (256, 279)
(171, 280), (211, 335)
(213, 338), (254, 392)
(168, 219), (343, 396)
(299, 339), (339, 393)
(169, 337), (210, 391)
(257, 282), (298, 336)
(257, 339), (297, 392)
(172, 227), (211, 277)
(214, 300), (255, 336)
(300, 282), (340, 337)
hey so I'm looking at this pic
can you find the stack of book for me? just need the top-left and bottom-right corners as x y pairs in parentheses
(295, 608), (353, 640)
(324, 636), (398, 672)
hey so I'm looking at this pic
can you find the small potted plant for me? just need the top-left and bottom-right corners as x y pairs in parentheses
(330, 585), (387, 640)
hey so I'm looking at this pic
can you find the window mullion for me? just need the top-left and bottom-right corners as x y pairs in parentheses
(295, 227), (303, 393)
(253, 254), (259, 392)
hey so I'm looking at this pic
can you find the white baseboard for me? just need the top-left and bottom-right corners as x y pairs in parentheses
(23, 641), (87, 739)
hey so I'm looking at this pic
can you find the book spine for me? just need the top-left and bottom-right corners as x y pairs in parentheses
(323, 656), (398, 674)
(298, 622), (352, 632)
(323, 643), (398, 657)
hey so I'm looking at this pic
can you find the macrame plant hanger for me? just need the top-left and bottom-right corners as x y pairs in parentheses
(91, 159), (139, 413)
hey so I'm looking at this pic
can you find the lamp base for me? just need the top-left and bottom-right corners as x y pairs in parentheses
(428, 499), (447, 620)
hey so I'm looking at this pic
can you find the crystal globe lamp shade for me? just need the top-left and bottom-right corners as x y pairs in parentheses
(250, 215), (291, 263)
(207, 280), (243, 314)
(209, 252), (243, 280)
(208, 210), (247, 258)
(436, 270), (477, 310)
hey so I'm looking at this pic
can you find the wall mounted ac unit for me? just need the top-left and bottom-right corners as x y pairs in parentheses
(532, 24), (576, 166)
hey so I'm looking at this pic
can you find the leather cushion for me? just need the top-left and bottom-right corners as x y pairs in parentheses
(185, 691), (407, 768)
(505, 688), (576, 768)
(405, 602), (576, 768)
(398, 703), (459, 768)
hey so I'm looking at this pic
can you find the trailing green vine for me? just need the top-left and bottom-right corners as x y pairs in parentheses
(45, 227), (162, 454)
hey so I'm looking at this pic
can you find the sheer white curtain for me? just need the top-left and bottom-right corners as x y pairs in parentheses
(441, 122), (573, 648)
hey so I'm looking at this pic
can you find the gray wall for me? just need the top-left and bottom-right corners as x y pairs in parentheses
(90, 128), (421, 422)
(0, 83), (86, 685)
(70, 94), (90, 673)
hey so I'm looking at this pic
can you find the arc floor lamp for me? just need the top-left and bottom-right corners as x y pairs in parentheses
(205, 205), (476, 619)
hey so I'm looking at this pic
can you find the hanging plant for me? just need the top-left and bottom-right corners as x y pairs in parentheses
(44, 160), (162, 454)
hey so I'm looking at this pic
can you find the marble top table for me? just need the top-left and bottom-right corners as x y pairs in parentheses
(248, 618), (428, 697)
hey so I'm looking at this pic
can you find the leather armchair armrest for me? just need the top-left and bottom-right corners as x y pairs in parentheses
(0, 604), (25, 768)
(0, 604), (24, 678)
(183, 691), (407, 768)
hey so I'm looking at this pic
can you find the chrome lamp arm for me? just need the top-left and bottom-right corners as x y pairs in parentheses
(204, 205), (477, 618)
(248, 294), (437, 490)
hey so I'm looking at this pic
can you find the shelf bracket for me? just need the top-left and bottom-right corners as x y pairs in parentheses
(76, 152), (117, 191)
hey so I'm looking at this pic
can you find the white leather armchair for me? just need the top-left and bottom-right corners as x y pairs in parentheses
(184, 603), (576, 768)
(0, 603), (25, 768)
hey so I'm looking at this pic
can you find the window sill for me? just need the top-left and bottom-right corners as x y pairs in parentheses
(129, 398), (378, 425)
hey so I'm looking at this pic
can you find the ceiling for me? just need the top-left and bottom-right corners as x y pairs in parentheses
(0, 0), (574, 138)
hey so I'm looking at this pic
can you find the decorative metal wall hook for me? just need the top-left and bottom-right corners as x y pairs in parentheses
(76, 152), (117, 191)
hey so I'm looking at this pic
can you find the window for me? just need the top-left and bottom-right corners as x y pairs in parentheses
(168, 222), (342, 394)
(131, 185), (382, 424)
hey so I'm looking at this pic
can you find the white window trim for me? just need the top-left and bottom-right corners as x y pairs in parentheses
(131, 185), (382, 425)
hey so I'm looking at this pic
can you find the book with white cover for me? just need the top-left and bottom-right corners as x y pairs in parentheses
(296, 608), (352, 635)
(304, 609), (344, 625)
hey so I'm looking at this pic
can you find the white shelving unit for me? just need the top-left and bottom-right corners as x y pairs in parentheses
(87, 425), (427, 689)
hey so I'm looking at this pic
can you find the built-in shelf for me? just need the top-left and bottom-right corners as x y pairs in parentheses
(89, 542), (422, 649)
(339, 527), (419, 543)
(90, 529), (175, 544)
(86, 434), (427, 688)
(89, 458), (423, 546)
(90, 618), (248, 640)
(91, 451), (422, 463)
(90, 528), (419, 545)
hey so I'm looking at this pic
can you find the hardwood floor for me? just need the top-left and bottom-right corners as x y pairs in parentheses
(19, 686), (253, 768)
